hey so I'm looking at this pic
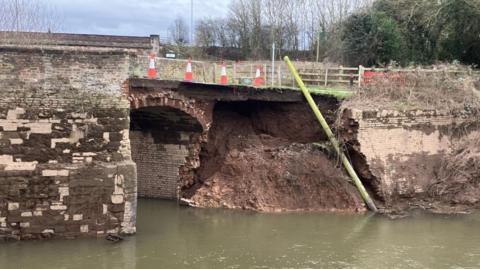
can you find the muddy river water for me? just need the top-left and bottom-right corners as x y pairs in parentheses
(1, 199), (479, 269)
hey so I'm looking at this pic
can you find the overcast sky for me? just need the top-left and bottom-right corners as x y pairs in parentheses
(48, 0), (230, 38)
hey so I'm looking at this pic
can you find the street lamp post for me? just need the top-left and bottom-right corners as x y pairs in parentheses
(190, 0), (193, 44)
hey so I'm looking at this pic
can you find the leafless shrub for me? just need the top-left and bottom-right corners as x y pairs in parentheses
(428, 133), (480, 204)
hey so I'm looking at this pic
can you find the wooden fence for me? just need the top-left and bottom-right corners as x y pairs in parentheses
(133, 57), (479, 89)
(298, 66), (359, 88)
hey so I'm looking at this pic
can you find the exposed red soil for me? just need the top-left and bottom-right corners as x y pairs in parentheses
(182, 101), (366, 212)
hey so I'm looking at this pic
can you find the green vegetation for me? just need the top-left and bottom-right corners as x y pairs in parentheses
(270, 85), (353, 99)
(342, 0), (480, 66)
(306, 86), (354, 99)
(342, 12), (404, 66)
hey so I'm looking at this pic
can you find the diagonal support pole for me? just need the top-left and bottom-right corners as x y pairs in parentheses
(284, 56), (378, 212)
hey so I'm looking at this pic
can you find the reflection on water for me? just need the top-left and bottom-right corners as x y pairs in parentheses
(1, 199), (479, 269)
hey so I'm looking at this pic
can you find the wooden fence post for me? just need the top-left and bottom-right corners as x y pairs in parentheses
(233, 62), (237, 84)
(278, 64), (282, 87)
(358, 65), (363, 87)
(324, 68), (329, 87)
(263, 63), (267, 85)
(213, 63), (217, 83)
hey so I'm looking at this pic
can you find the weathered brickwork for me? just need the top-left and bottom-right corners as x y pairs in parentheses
(128, 85), (212, 200)
(0, 46), (137, 240)
(340, 109), (480, 205)
(130, 131), (190, 199)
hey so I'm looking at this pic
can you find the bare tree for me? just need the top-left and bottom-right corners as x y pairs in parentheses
(215, 18), (235, 47)
(0, 0), (60, 32)
(195, 19), (216, 47)
(194, 0), (373, 61)
(228, 0), (252, 54)
(262, 0), (287, 52)
(169, 16), (189, 45)
(315, 0), (372, 32)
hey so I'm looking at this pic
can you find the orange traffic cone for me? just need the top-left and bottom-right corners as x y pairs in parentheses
(219, 62), (228, 85)
(254, 66), (263, 86)
(184, 58), (193, 81)
(147, 53), (157, 78)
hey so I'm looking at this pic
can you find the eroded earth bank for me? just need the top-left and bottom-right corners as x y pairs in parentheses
(181, 100), (366, 212)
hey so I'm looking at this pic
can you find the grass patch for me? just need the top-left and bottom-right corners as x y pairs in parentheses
(306, 86), (354, 99)
(243, 84), (354, 99)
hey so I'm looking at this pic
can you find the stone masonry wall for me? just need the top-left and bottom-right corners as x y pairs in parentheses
(130, 131), (190, 199)
(340, 109), (480, 206)
(0, 46), (137, 240)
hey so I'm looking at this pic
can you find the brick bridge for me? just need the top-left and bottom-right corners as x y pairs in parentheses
(3, 32), (477, 240)
(128, 79), (327, 199)
(0, 32), (335, 240)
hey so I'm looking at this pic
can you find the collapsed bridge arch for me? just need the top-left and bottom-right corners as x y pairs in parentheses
(128, 88), (213, 200)
(127, 80), (366, 212)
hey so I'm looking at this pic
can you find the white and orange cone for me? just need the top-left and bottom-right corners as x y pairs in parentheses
(254, 66), (263, 86)
(219, 62), (228, 85)
(147, 53), (157, 78)
(184, 58), (193, 81)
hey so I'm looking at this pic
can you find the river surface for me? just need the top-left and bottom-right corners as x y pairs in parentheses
(1, 199), (479, 269)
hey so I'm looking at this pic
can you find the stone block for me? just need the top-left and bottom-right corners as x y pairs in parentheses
(42, 170), (69, 177)
(8, 202), (19, 211)
(111, 194), (124, 204)
(33, 210), (43, 216)
(21, 212), (32, 217)
(9, 138), (23, 145)
(50, 203), (67, 211)
(80, 225), (89, 233)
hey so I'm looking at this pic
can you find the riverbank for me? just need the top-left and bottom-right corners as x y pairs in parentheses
(182, 101), (366, 213)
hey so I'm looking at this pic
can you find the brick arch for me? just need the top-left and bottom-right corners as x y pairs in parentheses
(128, 90), (214, 132)
(128, 89), (214, 200)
